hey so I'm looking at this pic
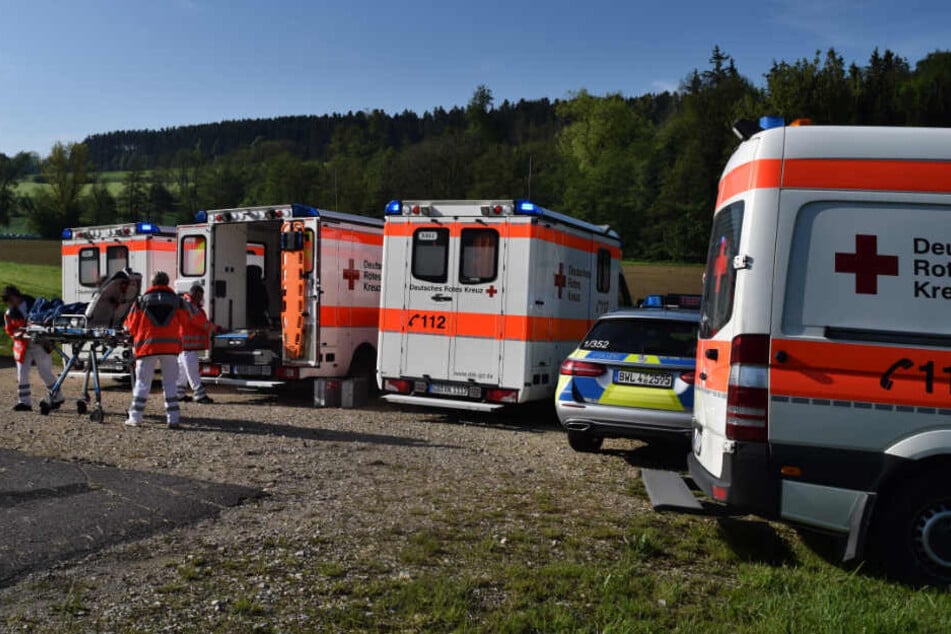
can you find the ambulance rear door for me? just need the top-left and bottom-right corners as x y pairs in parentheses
(177, 224), (214, 319)
(280, 217), (319, 366)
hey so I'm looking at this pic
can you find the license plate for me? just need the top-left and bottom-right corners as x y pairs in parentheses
(614, 370), (673, 389)
(428, 383), (469, 397)
(232, 365), (272, 377)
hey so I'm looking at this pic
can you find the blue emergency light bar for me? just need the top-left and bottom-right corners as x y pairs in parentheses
(516, 200), (537, 213)
(291, 204), (320, 218)
(642, 293), (702, 309)
(385, 200), (402, 215)
(136, 222), (158, 234)
(759, 115), (785, 130)
(643, 295), (664, 307)
(194, 210), (208, 223)
(61, 229), (73, 240)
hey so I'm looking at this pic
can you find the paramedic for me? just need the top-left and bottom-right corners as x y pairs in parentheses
(124, 272), (189, 428)
(2, 285), (62, 412)
(177, 284), (214, 404)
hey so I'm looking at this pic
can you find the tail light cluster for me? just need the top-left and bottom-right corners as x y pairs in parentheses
(199, 363), (222, 378)
(559, 359), (604, 377)
(486, 388), (518, 404)
(726, 335), (770, 442)
(384, 378), (413, 394)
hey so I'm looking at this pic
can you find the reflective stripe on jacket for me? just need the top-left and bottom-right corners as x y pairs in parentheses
(125, 285), (188, 357)
(180, 293), (212, 351)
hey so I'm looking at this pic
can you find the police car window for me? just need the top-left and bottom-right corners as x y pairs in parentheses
(181, 236), (206, 277)
(459, 229), (499, 284)
(412, 228), (450, 283)
(581, 319), (699, 358)
(105, 245), (128, 277)
(596, 249), (611, 293)
(700, 201), (744, 339)
(79, 247), (100, 287)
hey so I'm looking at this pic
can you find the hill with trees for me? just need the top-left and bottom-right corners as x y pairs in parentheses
(2, 46), (950, 260)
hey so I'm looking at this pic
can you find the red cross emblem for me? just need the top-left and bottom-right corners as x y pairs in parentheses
(343, 258), (360, 290)
(486, 285), (498, 298)
(712, 238), (730, 293)
(834, 234), (898, 295)
(554, 263), (567, 299)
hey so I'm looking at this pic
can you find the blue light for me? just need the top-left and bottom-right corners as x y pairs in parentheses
(385, 200), (402, 215)
(136, 222), (157, 234)
(759, 116), (785, 130)
(61, 229), (73, 240)
(292, 204), (319, 218)
(194, 210), (208, 223)
(643, 294), (663, 308)
(514, 200), (538, 214)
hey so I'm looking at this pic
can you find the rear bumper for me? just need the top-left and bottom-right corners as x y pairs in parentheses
(382, 394), (504, 412)
(687, 441), (778, 515)
(556, 401), (692, 438)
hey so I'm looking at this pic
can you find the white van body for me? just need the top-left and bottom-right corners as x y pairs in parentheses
(61, 222), (177, 373)
(176, 204), (383, 387)
(377, 200), (626, 411)
(675, 122), (951, 584)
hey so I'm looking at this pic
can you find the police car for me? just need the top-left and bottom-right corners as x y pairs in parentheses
(555, 294), (700, 452)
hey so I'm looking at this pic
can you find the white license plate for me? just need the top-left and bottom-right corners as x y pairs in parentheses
(614, 370), (673, 389)
(232, 365), (272, 377)
(429, 383), (469, 397)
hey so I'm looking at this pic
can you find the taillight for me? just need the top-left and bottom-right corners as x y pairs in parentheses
(200, 363), (221, 378)
(486, 388), (518, 404)
(559, 359), (605, 377)
(276, 366), (299, 380)
(726, 334), (770, 442)
(679, 371), (696, 385)
(384, 379), (413, 394)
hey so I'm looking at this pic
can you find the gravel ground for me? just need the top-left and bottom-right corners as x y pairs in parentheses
(0, 367), (680, 631)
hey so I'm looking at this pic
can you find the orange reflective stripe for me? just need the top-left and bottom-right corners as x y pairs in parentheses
(62, 240), (176, 256)
(319, 306), (380, 328)
(696, 339), (732, 392)
(380, 308), (591, 342)
(770, 338), (951, 409)
(782, 159), (951, 194)
(321, 226), (383, 246)
(716, 159), (782, 208)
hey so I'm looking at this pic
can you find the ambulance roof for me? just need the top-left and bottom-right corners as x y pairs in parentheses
(62, 222), (175, 240)
(197, 204), (383, 228)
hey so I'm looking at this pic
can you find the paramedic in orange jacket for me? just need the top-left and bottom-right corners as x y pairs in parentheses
(3, 285), (62, 411)
(177, 284), (214, 404)
(124, 272), (189, 428)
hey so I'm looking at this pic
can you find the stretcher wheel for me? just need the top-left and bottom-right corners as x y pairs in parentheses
(39, 401), (51, 416)
(50, 399), (62, 410)
(90, 407), (103, 423)
(76, 400), (88, 415)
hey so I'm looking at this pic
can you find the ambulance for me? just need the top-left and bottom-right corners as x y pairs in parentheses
(61, 221), (177, 374)
(175, 204), (383, 387)
(642, 118), (951, 585)
(377, 199), (628, 411)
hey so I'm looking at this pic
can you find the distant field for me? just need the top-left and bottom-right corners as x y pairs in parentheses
(0, 240), (62, 266)
(623, 261), (703, 300)
(14, 171), (142, 199)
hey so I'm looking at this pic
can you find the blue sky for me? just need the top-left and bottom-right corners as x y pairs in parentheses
(1, 0), (949, 155)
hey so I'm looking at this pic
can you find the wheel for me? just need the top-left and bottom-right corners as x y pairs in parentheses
(874, 470), (951, 586)
(39, 401), (51, 416)
(90, 407), (104, 424)
(76, 400), (88, 415)
(567, 430), (603, 453)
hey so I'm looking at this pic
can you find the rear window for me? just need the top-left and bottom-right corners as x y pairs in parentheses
(581, 318), (698, 358)
(79, 247), (100, 287)
(699, 201), (744, 338)
(459, 228), (498, 284)
(105, 245), (128, 277)
(181, 235), (207, 277)
(412, 228), (449, 283)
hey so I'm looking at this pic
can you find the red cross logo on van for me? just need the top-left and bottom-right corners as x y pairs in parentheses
(835, 234), (898, 295)
(554, 263), (567, 299)
(343, 259), (360, 290)
(486, 285), (498, 298)
(713, 238), (730, 292)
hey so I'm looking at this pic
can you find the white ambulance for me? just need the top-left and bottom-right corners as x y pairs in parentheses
(175, 204), (383, 387)
(377, 199), (628, 411)
(642, 119), (951, 585)
(61, 222), (177, 373)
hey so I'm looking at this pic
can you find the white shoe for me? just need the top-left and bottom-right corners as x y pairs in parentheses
(123, 419), (140, 427)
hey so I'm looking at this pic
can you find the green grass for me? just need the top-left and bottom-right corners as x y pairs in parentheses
(13, 171), (150, 200)
(0, 260), (62, 357)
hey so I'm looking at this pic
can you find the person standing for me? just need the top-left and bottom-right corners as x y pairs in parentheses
(124, 272), (188, 429)
(2, 285), (62, 412)
(177, 284), (214, 404)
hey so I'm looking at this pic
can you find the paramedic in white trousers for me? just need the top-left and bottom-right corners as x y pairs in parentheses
(3, 285), (62, 411)
(177, 284), (214, 404)
(124, 272), (189, 428)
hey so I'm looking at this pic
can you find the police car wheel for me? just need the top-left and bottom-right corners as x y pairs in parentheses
(877, 471), (951, 586)
(567, 431), (603, 453)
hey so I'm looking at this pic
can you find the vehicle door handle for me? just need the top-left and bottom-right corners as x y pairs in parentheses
(431, 294), (452, 302)
(698, 372), (708, 381)
(775, 350), (788, 363)
(705, 349), (718, 361)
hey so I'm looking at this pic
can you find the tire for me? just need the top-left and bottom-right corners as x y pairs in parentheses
(874, 470), (951, 586)
(348, 346), (379, 398)
(567, 430), (603, 453)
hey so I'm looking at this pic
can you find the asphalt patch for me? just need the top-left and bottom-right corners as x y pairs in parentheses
(0, 449), (260, 587)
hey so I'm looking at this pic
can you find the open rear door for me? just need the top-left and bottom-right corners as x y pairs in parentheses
(176, 224), (213, 315)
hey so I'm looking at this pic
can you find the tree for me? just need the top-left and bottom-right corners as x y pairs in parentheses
(26, 142), (90, 238)
(84, 180), (118, 225)
(119, 162), (147, 221)
(0, 152), (31, 226)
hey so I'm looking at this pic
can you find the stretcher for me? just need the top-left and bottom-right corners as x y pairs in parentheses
(24, 268), (141, 422)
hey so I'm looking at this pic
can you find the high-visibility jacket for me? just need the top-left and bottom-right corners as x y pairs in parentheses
(125, 285), (188, 358)
(3, 297), (33, 363)
(180, 293), (212, 351)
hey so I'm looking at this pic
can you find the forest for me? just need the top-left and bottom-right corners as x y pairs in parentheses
(1, 47), (950, 261)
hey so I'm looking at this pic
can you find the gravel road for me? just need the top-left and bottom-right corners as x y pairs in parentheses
(0, 367), (684, 631)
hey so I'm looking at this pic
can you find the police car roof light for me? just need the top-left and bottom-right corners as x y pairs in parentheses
(385, 200), (402, 215)
(61, 229), (73, 240)
(643, 294), (664, 308)
(759, 115), (785, 130)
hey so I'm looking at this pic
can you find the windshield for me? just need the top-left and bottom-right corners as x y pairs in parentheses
(699, 201), (744, 339)
(581, 318), (698, 358)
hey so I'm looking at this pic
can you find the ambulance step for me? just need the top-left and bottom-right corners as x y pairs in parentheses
(640, 469), (703, 513)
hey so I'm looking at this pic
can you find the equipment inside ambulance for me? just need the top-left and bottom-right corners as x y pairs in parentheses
(556, 294), (700, 452)
(642, 117), (951, 586)
(176, 204), (383, 388)
(377, 199), (628, 411)
(61, 222), (176, 375)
